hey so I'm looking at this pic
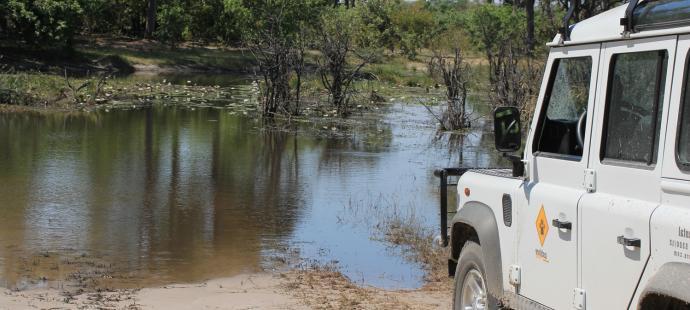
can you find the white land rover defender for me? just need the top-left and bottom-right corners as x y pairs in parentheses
(436, 1), (690, 309)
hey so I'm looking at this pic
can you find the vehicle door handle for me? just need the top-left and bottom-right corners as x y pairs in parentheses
(552, 219), (572, 230)
(617, 236), (641, 248)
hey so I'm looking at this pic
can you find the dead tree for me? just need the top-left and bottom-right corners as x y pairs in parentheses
(428, 48), (471, 130)
(316, 10), (371, 117)
(487, 41), (542, 122)
(526, 0), (535, 52)
(291, 29), (307, 115)
(247, 10), (298, 116)
(468, 6), (542, 120)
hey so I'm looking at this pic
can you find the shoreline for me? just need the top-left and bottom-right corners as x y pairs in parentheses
(0, 270), (451, 309)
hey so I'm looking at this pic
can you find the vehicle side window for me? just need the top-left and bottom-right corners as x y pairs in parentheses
(601, 50), (667, 165)
(677, 53), (690, 169)
(534, 57), (592, 158)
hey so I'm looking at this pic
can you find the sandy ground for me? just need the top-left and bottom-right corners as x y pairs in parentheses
(0, 270), (452, 310)
(0, 273), (299, 310)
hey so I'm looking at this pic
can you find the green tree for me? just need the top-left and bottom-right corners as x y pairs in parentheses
(463, 5), (525, 61)
(155, 2), (187, 47)
(78, 0), (147, 37)
(216, 0), (250, 44)
(463, 5), (541, 113)
(391, 2), (436, 59)
(1, 0), (83, 48)
(186, 0), (225, 43)
(226, 0), (328, 116)
(356, 0), (399, 52)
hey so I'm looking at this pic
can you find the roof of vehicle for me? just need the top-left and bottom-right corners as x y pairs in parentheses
(549, 0), (690, 47)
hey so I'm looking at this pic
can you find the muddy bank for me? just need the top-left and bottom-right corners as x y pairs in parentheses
(0, 37), (254, 77)
(287, 266), (451, 309)
(0, 273), (295, 310)
(0, 270), (451, 310)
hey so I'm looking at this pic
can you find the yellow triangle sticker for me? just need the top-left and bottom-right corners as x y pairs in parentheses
(536, 205), (549, 247)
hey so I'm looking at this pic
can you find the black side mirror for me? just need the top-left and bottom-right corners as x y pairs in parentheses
(494, 107), (522, 153)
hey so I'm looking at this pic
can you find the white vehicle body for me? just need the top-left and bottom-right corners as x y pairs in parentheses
(445, 1), (690, 309)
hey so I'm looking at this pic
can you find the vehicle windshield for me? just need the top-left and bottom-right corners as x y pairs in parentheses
(534, 57), (592, 157)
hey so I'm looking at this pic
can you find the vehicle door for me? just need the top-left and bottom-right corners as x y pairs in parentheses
(580, 36), (676, 310)
(518, 44), (600, 310)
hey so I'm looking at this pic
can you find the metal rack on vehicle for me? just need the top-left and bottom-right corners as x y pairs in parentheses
(623, 0), (690, 34)
(434, 168), (468, 247)
(621, 0), (641, 34)
(559, 0), (690, 43)
(559, 0), (578, 42)
(434, 167), (510, 247)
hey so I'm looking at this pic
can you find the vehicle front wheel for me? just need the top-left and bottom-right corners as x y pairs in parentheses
(453, 241), (492, 310)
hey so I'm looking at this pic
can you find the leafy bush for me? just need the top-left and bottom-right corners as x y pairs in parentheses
(156, 2), (187, 47)
(391, 2), (437, 59)
(78, 0), (146, 36)
(0, 0), (83, 48)
(217, 0), (251, 44)
(462, 5), (542, 114)
(462, 5), (526, 57)
(186, 0), (225, 43)
(356, 0), (399, 52)
(223, 0), (330, 115)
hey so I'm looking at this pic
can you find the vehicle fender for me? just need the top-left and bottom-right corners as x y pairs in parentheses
(637, 262), (690, 309)
(450, 201), (503, 300)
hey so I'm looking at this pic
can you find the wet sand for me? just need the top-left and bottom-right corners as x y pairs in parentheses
(0, 273), (299, 310)
(0, 270), (452, 309)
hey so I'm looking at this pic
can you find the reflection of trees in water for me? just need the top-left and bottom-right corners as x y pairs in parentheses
(314, 123), (393, 170)
(211, 112), (305, 245)
(422, 92), (508, 168)
(0, 106), (399, 287)
(433, 125), (508, 169)
(0, 107), (310, 287)
(0, 111), (105, 287)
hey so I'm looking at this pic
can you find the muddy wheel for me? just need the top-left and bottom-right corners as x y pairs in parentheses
(453, 241), (490, 310)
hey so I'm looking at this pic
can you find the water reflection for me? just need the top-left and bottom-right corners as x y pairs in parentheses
(0, 108), (307, 287)
(0, 100), (505, 291)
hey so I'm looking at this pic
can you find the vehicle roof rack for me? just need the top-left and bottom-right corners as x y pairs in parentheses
(621, 0), (690, 35)
(620, 0), (640, 36)
(558, 0), (578, 43)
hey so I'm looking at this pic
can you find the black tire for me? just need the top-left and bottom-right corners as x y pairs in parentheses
(640, 295), (690, 310)
(453, 241), (496, 310)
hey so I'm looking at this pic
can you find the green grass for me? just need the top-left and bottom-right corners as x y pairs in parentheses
(0, 73), (65, 106)
(1, 38), (491, 112)
(364, 55), (434, 87)
(79, 44), (254, 71)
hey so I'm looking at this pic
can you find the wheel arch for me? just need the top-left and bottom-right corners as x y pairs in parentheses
(449, 201), (503, 301)
(638, 262), (690, 309)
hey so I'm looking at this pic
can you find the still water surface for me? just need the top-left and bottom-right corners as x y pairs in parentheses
(0, 77), (503, 291)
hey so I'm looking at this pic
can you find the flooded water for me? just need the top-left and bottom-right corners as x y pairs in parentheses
(0, 76), (504, 291)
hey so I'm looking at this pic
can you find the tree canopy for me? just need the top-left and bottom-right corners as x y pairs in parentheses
(0, 0), (624, 53)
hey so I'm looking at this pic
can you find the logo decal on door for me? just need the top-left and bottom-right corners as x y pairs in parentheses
(536, 205), (549, 247)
